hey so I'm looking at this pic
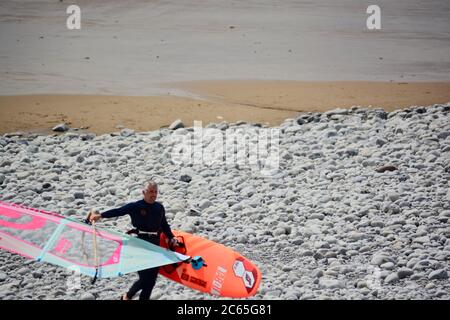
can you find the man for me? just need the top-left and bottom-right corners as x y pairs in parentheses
(89, 181), (178, 300)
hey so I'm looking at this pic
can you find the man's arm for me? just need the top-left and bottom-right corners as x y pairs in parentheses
(160, 206), (175, 240)
(101, 202), (136, 218)
(90, 202), (136, 221)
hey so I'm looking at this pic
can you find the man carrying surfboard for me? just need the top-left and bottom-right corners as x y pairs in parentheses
(89, 180), (179, 300)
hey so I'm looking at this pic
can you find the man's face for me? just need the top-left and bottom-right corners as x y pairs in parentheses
(143, 185), (158, 203)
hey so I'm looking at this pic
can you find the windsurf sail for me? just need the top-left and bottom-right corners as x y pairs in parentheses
(0, 201), (190, 279)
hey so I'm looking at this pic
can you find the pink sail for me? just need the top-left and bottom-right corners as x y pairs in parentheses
(0, 201), (188, 278)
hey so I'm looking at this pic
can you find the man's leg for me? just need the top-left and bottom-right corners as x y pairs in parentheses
(126, 272), (144, 299)
(139, 267), (160, 300)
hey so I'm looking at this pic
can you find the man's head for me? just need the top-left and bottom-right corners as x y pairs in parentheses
(142, 181), (158, 204)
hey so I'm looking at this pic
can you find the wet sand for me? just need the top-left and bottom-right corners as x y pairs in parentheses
(1, 0), (450, 96)
(169, 80), (450, 112)
(1, 81), (450, 134)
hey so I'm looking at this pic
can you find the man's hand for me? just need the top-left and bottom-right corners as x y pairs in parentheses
(88, 210), (102, 223)
(169, 238), (180, 247)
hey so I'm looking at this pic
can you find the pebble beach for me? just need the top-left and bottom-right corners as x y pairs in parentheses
(0, 103), (449, 300)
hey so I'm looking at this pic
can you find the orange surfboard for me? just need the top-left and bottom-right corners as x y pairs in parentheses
(159, 230), (261, 298)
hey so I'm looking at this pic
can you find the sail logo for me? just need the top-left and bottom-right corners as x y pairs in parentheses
(53, 237), (72, 254)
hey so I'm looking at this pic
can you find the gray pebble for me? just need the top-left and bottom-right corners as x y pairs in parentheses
(428, 269), (448, 280)
(384, 273), (399, 284)
(120, 129), (135, 137)
(406, 258), (420, 269)
(425, 283), (435, 290)
(52, 123), (70, 132)
(17, 267), (29, 276)
(169, 119), (185, 130)
(17, 172), (32, 180)
(413, 236), (430, 244)
(80, 293), (96, 300)
(319, 278), (344, 289)
(180, 174), (192, 183)
(371, 253), (393, 266)
(380, 262), (395, 270)
(266, 289), (282, 298)
(198, 199), (212, 210)
(311, 269), (324, 278)
(397, 268), (414, 279)
(73, 191), (84, 199)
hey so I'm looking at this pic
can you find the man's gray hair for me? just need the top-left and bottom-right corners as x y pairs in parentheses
(144, 180), (158, 189)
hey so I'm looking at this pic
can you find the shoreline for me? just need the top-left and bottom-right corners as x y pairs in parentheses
(167, 80), (450, 112)
(1, 80), (450, 135)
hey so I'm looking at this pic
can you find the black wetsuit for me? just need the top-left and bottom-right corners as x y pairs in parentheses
(101, 199), (174, 300)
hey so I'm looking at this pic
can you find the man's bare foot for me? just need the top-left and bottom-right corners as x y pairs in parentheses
(121, 293), (130, 300)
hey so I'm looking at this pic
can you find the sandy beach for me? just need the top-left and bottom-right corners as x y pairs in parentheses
(1, 0), (450, 134)
(1, 81), (450, 134)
